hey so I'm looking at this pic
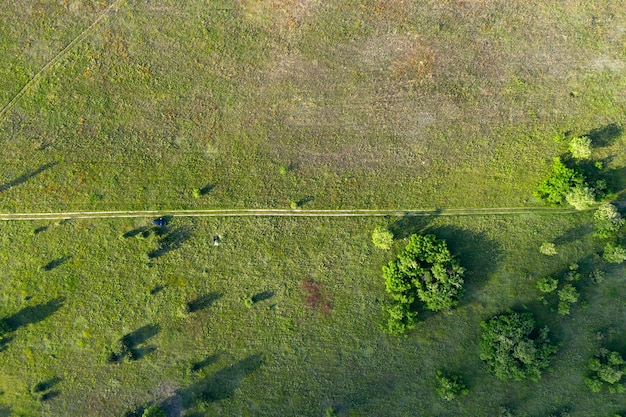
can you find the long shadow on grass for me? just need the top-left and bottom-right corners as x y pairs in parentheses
(148, 226), (193, 259)
(41, 255), (71, 271)
(2, 297), (65, 333)
(587, 123), (623, 147)
(388, 213), (435, 240)
(108, 324), (160, 363)
(336, 372), (397, 415)
(553, 224), (594, 245)
(0, 162), (57, 192)
(160, 354), (264, 416)
(426, 225), (502, 305)
(191, 354), (220, 372)
(187, 292), (222, 313)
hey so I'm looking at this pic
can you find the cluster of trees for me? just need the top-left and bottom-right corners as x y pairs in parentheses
(479, 312), (558, 381)
(586, 348), (625, 393)
(536, 264), (582, 315)
(593, 203), (626, 264)
(537, 135), (611, 210)
(381, 234), (465, 334)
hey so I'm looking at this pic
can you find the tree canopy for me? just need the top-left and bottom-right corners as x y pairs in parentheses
(480, 312), (558, 381)
(382, 234), (465, 334)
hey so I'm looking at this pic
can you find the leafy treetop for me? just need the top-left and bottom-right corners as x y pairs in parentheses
(480, 312), (558, 381)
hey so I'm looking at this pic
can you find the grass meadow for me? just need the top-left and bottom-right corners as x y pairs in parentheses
(0, 0), (625, 416)
(0, 213), (624, 417)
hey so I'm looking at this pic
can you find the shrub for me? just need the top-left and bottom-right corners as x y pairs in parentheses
(593, 204), (624, 238)
(589, 269), (605, 284)
(564, 263), (581, 282)
(568, 135), (592, 159)
(536, 277), (558, 293)
(603, 243), (626, 263)
(143, 405), (167, 417)
(586, 349), (625, 393)
(480, 312), (558, 381)
(381, 234), (465, 333)
(539, 242), (557, 256)
(557, 284), (579, 315)
(435, 371), (468, 401)
(565, 185), (596, 210)
(536, 157), (584, 205)
(372, 227), (394, 250)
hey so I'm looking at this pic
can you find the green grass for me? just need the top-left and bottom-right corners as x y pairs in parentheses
(0, 1), (625, 416)
(0, 0), (624, 211)
(0, 213), (624, 416)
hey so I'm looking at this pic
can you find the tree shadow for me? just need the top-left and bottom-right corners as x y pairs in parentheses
(39, 391), (61, 402)
(191, 354), (220, 372)
(2, 298), (65, 332)
(0, 405), (11, 417)
(161, 354), (263, 415)
(0, 162), (58, 192)
(33, 377), (62, 393)
(123, 226), (151, 238)
(587, 123), (623, 147)
(41, 256), (71, 271)
(33, 226), (48, 235)
(199, 183), (215, 196)
(553, 224), (594, 245)
(296, 196), (314, 207)
(148, 226), (192, 259)
(426, 225), (502, 305)
(251, 291), (274, 304)
(150, 285), (165, 295)
(187, 292), (222, 313)
(604, 166), (626, 200)
(337, 372), (397, 415)
(388, 212), (437, 240)
(108, 324), (160, 363)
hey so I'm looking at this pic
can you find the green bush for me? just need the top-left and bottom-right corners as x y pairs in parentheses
(557, 284), (579, 315)
(480, 312), (558, 381)
(381, 234), (465, 333)
(565, 185), (596, 210)
(435, 371), (468, 401)
(539, 242), (557, 256)
(586, 349), (625, 394)
(536, 277), (558, 293)
(568, 135), (592, 159)
(536, 157), (584, 205)
(372, 227), (394, 250)
(603, 243), (626, 263)
(142, 405), (167, 417)
(593, 204), (625, 238)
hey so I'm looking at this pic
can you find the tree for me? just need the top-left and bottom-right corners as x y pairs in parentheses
(565, 185), (596, 210)
(142, 406), (167, 417)
(480, 312), (558, 381)
(536, 277), (558, 293)
(435, 371), (468, 401)
(557, 284), (579, 315)
(382, 234), (465, 333)
(593, 204), (624, 238)
(536, 157), (585, 205)
(586, 349), (625, 393)
(603, 243), (626, 263)
(568, 136), (592, 159)
(539, 242), (557, 256)
(372, 227), (394, 250)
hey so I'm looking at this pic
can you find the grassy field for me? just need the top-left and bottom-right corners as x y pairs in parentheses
(0, 0), (624, 211)
(0, 213), (624, 416)
(0, 0), (625, 416)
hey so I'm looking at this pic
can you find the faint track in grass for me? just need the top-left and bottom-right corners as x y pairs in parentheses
(0, 0), (127, 122)
(0, 207), (584, 221)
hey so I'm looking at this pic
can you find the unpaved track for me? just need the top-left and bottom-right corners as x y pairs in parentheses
(0, 207), (580, 221)
(0, 0), (127, 122)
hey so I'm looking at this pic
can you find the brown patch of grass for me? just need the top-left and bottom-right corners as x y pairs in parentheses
(301, 278), (332, 314)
